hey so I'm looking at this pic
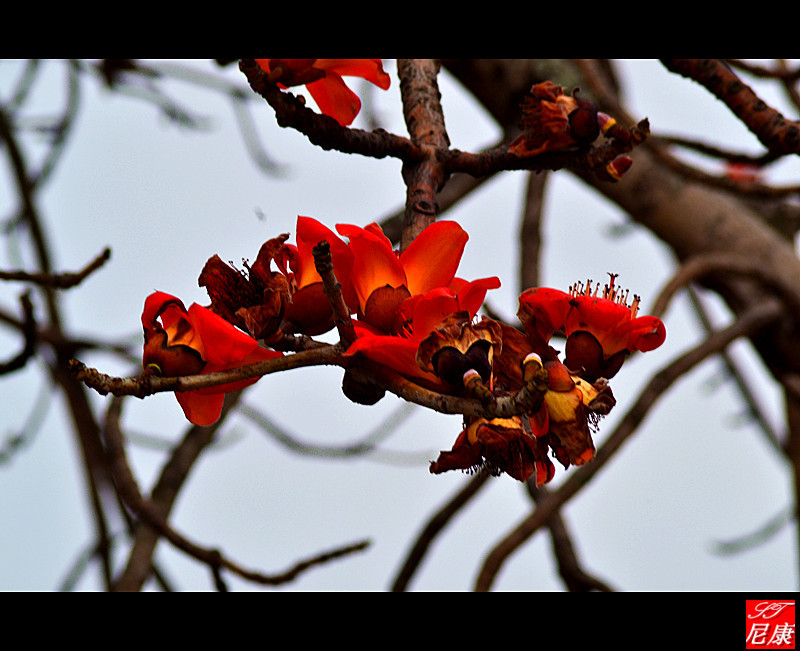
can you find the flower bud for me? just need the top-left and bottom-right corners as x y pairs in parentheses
(595, 156), (632, 182)
(568, 93), (600, 143)
(341, 369), (386, 405)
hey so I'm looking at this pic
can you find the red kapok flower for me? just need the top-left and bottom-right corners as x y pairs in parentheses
(335, 220), (472, 334)
(431, 342), (616, 484)
(255, 59), (391, 126)
(464, 310), (619, 484)
(276, 216), (357, 336)
(518, 274), (666, 381)
(142, 291), (282, 426)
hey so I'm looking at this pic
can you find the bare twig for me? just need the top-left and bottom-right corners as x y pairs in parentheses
(312, 240), (356, 347)
(239, 400), (423, 463)
(711, 505), (794, 555)
(0, 247), (111, 289)
(519, 170), (548, 291)
(68, 345), (343, 398)
(526, 483), (614, 592)
(70, 340), (549, 422)
(651, 252), (800, 322)
(685, 285), (785, 455)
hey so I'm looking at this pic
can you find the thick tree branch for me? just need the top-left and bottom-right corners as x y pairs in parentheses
(397, 59), (451, 250)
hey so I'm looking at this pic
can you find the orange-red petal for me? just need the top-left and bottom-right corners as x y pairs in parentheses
(255, 59), (390, 126)
(517, 287), (573, 344)
(186, 303), (269, 371)
(451, 276), (502, 317)
(176, 392), (226, 428)
(313, 59), (391, 89)
(399, 221), (468, 296)
(402, 287), (462, 341)
(336, 222), (406, 312)
(345, 321), (442, 387)
(293, 216), (354, 293)
(306, 74), (362, 126)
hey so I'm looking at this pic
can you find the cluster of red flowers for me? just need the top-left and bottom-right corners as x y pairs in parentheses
(428, 275), (665, 484)
(141, 216), (498, 423)
(142, 213), (665, 485)
(140, 61), (664, 482)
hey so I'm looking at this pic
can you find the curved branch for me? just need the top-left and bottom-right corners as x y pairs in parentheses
(0, 247), (111, 289)
(652, 251), (800, 322)
(0, 292), (36, 375)
(526, 483), (614, 592)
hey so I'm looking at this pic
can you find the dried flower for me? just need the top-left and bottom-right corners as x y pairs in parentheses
(509, 81), (602, 157)
(199, 235), (291, 343)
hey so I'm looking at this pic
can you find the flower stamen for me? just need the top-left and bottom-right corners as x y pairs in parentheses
(570, 273), (641, 318)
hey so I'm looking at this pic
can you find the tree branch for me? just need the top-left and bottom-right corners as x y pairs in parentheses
(660, 59), (800, 155)
(391, 469), (493, 592)
(397, 59), (451, 250)
(238, 59), (421, 162)
(0, 247), (111, 289)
